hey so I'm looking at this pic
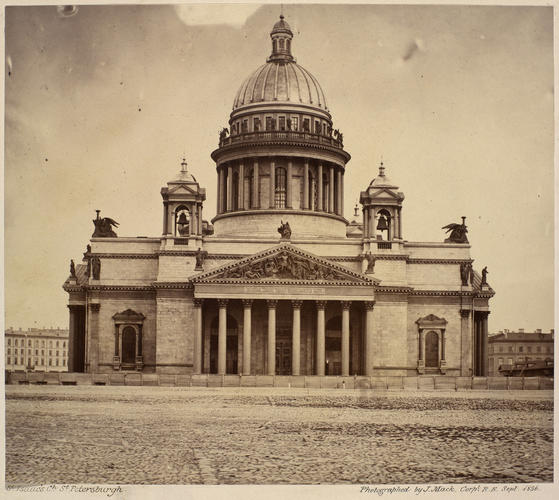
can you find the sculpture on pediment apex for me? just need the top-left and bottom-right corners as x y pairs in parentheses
(278, 220), (292, 239)
(92, 210), (119, 238)
(366, 253), (375, 273)
(442, 216), (468, 244)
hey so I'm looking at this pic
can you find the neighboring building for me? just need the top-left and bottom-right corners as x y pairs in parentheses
(4, 327), (69, 372)
(488, 329), (554, 376)
(63, 16), (494, 378)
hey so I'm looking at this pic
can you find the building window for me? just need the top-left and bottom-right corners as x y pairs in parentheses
(63, 359), (66, 366)
(175, 206), (190, 237)
(303, 118), (310, 132)
(56, 351), (59, 356)
(7, 339), (10, 346)
(7, 357), (10, 364)
(49, 350), (52, 356)
(527, 346), (532, 353)
(49, 359), (52, 366)
(518, 346), (523, 353)
(28, 340), (32, 346)
(279, 38), (285, 50)
(20, 349), (24, 355)
(291, 116), (298, 131)
(15, 339), (18, 346)
(41, 350), (44, 355)
(279, 116), (286, 131)
(266, 116), (274, 131)
(42, 340), (45, 347)
(35, 349), (38, 355)
(63, 341), (66, 348)
(241, 120), (248, 133)
(254, 117), (261, 132)
(41, 358), (44, 365)
(56, 359), (59, 366)
(314, 120), (320, 134)
(275, 167), (287, 208)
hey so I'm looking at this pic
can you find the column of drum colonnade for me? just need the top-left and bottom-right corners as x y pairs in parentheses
(192, 298), (375, 376)
(215, 160), (345, 216)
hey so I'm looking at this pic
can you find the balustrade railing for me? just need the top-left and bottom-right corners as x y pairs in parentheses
(218, 130), (344, 149)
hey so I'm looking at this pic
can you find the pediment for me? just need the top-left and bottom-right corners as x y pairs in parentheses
(168, 184), (199, 196)
(416, 314), (447, 328)
(192, 243), (377, 285)
(370, 188), (401, 200)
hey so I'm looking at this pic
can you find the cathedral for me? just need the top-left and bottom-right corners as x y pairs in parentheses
(63, 16), (494, 380)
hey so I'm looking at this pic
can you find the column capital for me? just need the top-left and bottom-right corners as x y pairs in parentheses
(267, 299), (278, 309)
(364, 300), (375, 311)
(242, 299), (254, 308)
(315, 300), (327, 310)
(476, 311), (491, 319)
(67, 304), (84, 312)
(193, 298), (204, 308)
(460, 309), (471, 318)
(217, 298), (229, 308)
(291, 300), (303, 309)
(341, 301), (352, 310)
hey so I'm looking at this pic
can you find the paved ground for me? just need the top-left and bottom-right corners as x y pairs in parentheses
(5, 386), (554, 485)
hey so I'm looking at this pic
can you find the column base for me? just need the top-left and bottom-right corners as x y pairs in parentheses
(417, 360), (425, 375)
(113, 356), (120, 370)
(439, 360), (447, 375)
(135, 356), (144, 372)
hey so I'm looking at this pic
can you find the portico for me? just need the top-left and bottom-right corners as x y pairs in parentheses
(191, 243), (377, 376)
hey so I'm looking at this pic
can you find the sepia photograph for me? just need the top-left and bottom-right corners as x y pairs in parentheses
(3, 2), (555, 497)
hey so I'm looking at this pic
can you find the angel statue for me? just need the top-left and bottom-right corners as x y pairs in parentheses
(92, 210), (119, 238)
(442, 216), (468, 244)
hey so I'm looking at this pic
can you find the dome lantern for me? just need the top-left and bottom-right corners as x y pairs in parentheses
(268, 15), (294, 63)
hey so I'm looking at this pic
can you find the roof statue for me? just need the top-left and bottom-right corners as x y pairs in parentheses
(92, 210), (119, 238)
(278, 220), (292, 240)
(442, 216), (468, 244)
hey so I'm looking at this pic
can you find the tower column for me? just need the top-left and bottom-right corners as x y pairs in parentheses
(369, 208), (375, 238)
(239, 163), (245, 210)
(197, 204), (202, 235)
(291, 300), (302, 376)
(287, 160), (293, 208)
(267, 300), (277, 375)
(162, 201), (169, 235)
(303, 162), (309, 209)
(242, 299), (253, 375)
(329, 165), (334, 213)
(365, 301), (375, 375)
(341, 301), (351, 376)
(253, 161), (259, 208)
(336, 168), (342, 216)
(340, 168), (344, 217)
(317, 164), (323, 211)
(269, 161), (275, 208)
(193, 299), (203, 374)
(217, 299), (228, 375)
(316, 301), (326, 375)
(226, 164), (233, 212)
(362, 207), (369, 238)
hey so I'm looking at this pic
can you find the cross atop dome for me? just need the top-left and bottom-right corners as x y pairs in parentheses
(268, 15), (294, 63)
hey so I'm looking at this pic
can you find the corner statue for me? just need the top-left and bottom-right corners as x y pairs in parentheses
(278, 220), (292, 240)
(92, 210), (119, 238)
(442, 216), (468, 244)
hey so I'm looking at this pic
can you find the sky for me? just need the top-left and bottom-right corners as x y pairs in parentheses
(4, 3), (554, 334)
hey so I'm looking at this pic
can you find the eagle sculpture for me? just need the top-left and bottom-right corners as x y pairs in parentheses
(442, 217), (468, 244)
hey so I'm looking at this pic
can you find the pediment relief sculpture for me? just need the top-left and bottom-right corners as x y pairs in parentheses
(219, 251), (358, 282)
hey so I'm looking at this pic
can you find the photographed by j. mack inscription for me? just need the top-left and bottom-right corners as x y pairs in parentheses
(3, 3), (555, 498)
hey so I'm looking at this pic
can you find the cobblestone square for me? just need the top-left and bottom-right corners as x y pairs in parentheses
(5, 386), (553, 485)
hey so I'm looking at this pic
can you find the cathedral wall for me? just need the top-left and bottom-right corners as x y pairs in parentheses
(406, 263), (460, 288)
(156, 292), (194, 374)
(371, 296), (409, 376)
(97, 258), (158, 285)
(407, 296), (464, 375)
(405, 243), (471, 260)
(91, 238), (159, 254)
(94, 296), (156, 373)
(374, 259), (407, 285)
(157, 255), (197, 281)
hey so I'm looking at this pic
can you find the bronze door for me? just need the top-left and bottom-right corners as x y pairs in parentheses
(425, 331), (439, 368)
(122, 326), (136, 365)
(275, 339), (292, 375)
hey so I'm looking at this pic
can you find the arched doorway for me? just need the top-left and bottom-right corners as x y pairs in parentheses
(326, 316), (342, 375)
(209, 315), (239, 374)
(425, 331), (439, 368)
(122, 326), (136, 365)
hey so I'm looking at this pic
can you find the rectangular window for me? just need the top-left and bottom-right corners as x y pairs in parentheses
(291, 117), (298, 131)
(266, 116), (273, 131)
(41, 358), (44, 365)
(278, 116), (286, 131)
(20, 349), (24, 355)
(49, 350), (52, 356)
(7, 339), (11, 346)
(508, 358), (513, 365)
(241, 120), (248, 133)
(28, 340), (32, 346)
(314, 120), (320, 134)
(322, 123), (327, 135)
(49, 360), (52, 366)
(41, 350), (44, 355)
(527, 346), (532, 353)
(15, 339), (18, 346)
(63, 359), (66, 366)
(518, 346), (523, 352)
(56, 359), (59, 366)
(56, 351), (59, 356)
(254, 117), (261, 132)
(35, 349), (38, 355)
(303, 118), (310, 132)
(7, 357), (11, 364)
